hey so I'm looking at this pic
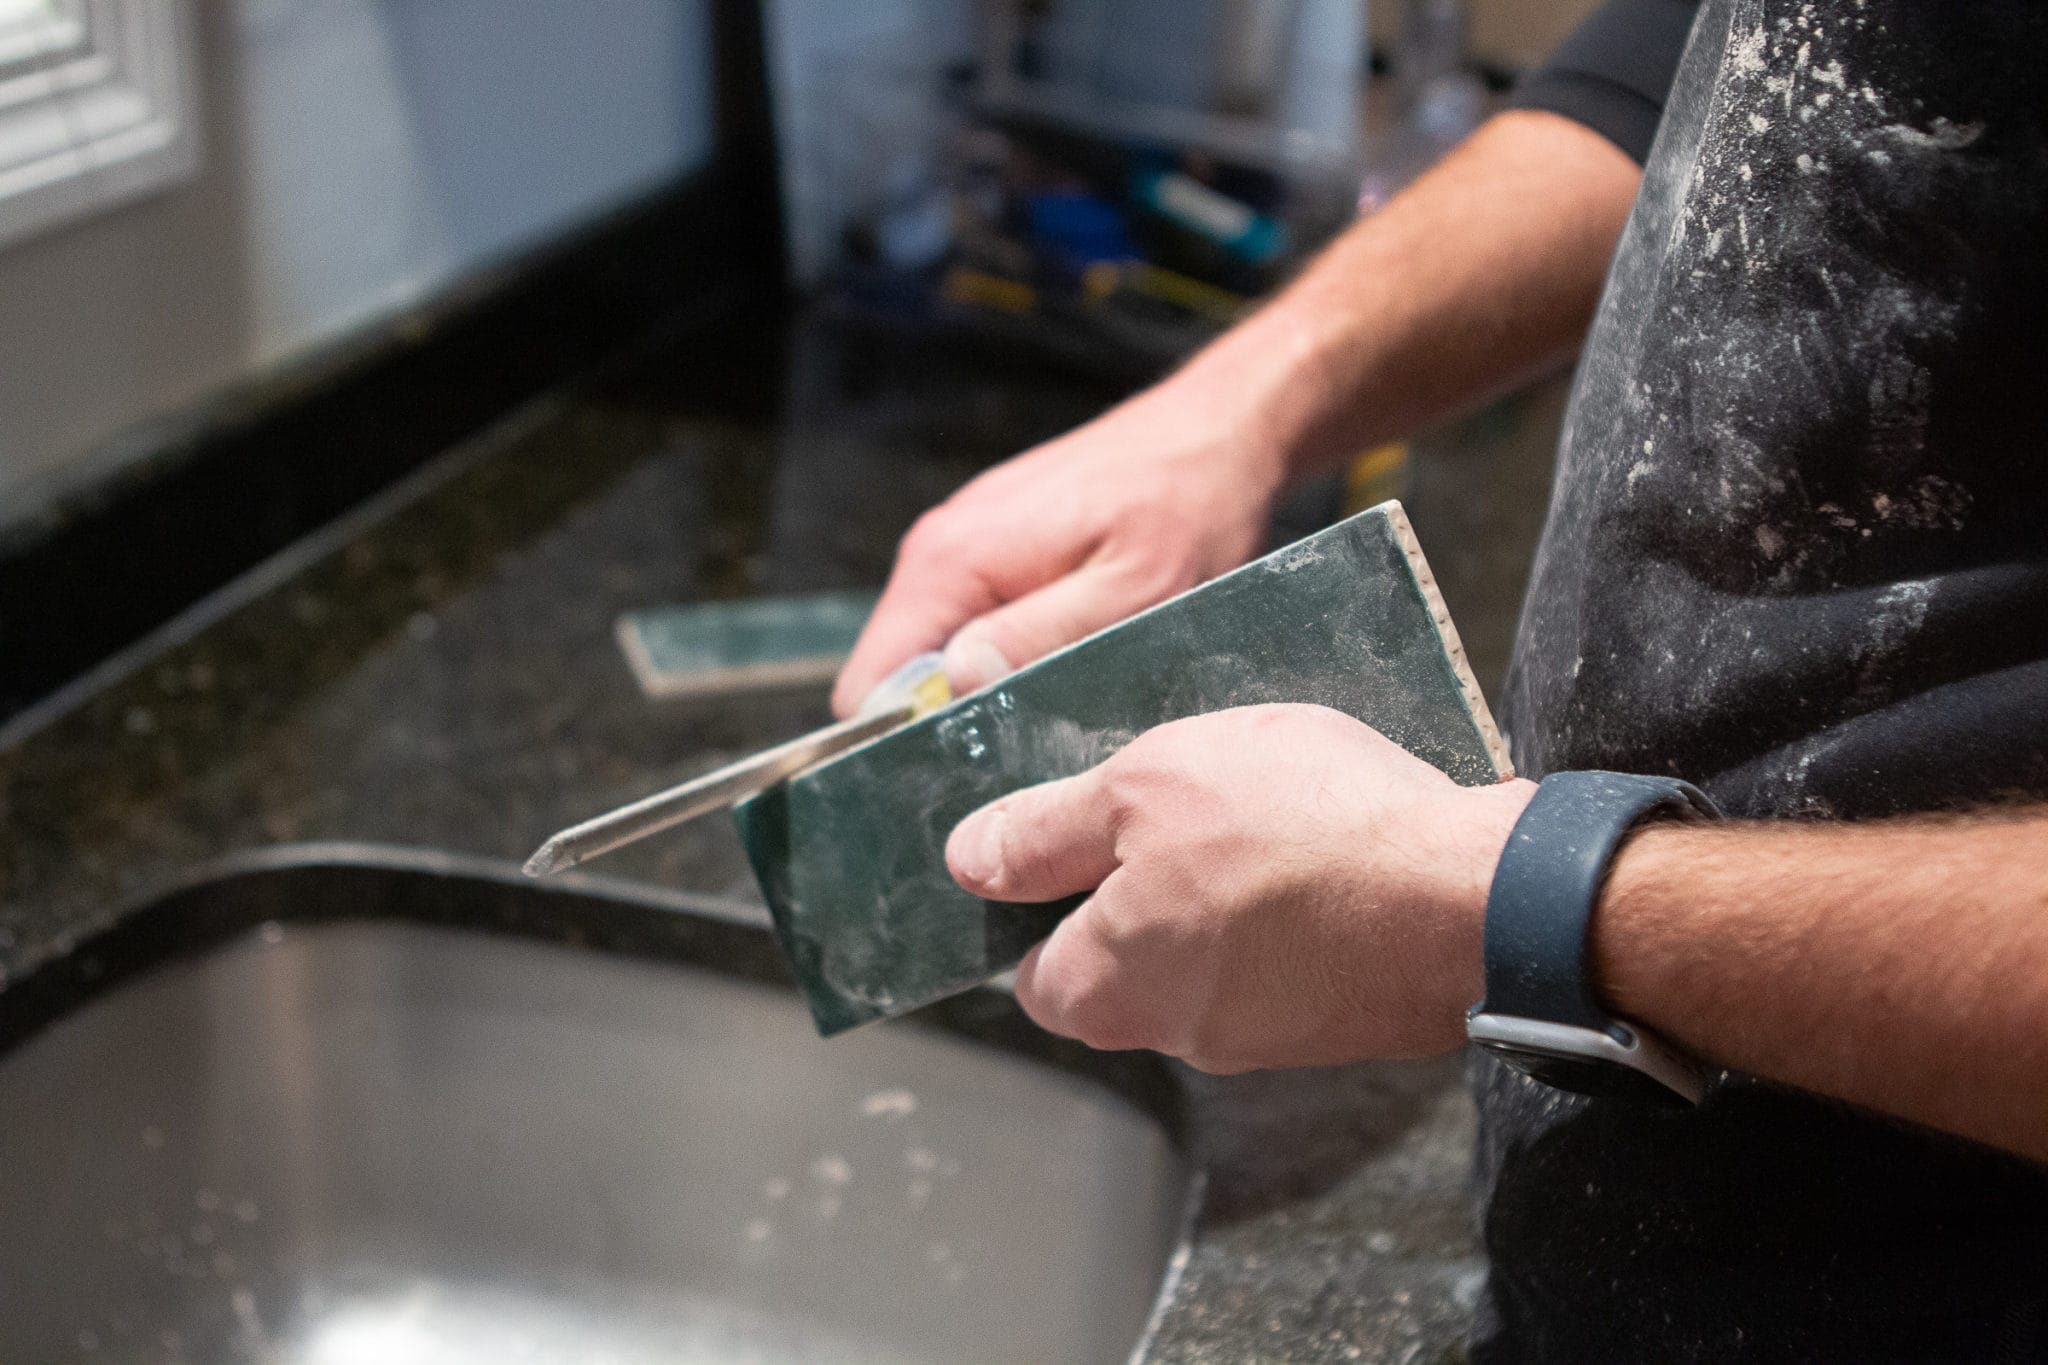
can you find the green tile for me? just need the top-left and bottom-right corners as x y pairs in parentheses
(618, 591), (878, 698)
(735, 503), (1510, 1035)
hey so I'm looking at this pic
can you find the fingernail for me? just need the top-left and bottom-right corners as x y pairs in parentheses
(948, 808), (1006, 890)
(944, 632), (1013, 694)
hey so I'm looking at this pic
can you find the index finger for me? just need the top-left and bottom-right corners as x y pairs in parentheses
(832, 555), (999, 717)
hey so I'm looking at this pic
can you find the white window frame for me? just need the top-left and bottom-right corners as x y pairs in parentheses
(0, 0), (197, 251)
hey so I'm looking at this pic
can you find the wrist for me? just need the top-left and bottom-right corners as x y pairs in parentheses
(1434, 777), (1540, 1011)
(1586, 821), (1695, 1030)
(1172, 300), (1354, 493)
(1468, 773), (1719, 1105)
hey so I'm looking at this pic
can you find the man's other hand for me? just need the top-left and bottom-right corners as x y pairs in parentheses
(944, 705), (1534, 1072)
(833, 111), (1642, 719)
(830, 381), (1286, 717)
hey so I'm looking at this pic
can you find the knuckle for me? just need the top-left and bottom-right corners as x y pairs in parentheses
(1122, 544), (1196, 601)
(990, 819), (1044, 896)
(1112, 725), (1180, 776)
(1179, 1015), (1237, 1073)
(1040, 964), (1149, 1053)
(1096, 751), (1143, 807)
(1096, 752), (1138, 804)
(1068, 999), (1147, 1054)
(898, 507), (959, 563)
(1088, 889), (1170, 957)
(1242, 702), (1310, 735)
(1096, 765), (1160, 837)
(1113, 551), (1190, 603)
(1108, 723), (1205, 794)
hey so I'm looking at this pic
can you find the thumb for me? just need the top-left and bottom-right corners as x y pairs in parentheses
(946, 766), (1121, 904)
(943, 562), (1143, 694)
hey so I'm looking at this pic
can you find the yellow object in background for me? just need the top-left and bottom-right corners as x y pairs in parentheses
(940, 266), (1037, 315)
(1079, 260), (1248, 324)
(1343, 442), (1411, 515)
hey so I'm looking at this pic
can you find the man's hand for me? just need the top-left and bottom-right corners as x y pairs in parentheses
(830, 380), (1287, 716)
(943, 706), (2048, 1164)
(832, 111), (1641, 717)
(943, 705), (1534, 1072)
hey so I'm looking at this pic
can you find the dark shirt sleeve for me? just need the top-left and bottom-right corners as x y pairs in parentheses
(1508, 0), (1704, 165)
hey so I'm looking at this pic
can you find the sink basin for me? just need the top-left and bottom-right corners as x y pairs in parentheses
(0, 851), (1189, 1364)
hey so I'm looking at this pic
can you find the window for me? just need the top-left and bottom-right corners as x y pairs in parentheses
(0, 1), (89, 71)
(0, 0), (197, 250)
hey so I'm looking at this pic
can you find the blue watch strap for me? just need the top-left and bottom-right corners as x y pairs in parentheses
(1478, 771), (1720, 1033)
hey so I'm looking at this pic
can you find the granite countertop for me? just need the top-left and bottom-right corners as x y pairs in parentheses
(0, 311), (1561, 1362)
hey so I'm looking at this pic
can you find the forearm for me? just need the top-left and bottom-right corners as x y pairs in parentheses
(1167, 109), (1642, 486)
(1593, 811), (2048, 1162)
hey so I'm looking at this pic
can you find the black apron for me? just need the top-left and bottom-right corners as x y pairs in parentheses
(1481, 0), (2048, 1357)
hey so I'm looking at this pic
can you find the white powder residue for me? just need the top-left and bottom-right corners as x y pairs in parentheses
(1727, 24), (1767, 75)
(1884, 117), (1985, 152)
(1267, 541), (1325, 573)
(860, 1088), (917, 1118)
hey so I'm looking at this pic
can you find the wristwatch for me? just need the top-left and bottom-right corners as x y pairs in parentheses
(1466, 770), (1720, 1105)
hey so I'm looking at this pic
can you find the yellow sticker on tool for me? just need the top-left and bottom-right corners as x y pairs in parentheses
(908, 666), (953, 718)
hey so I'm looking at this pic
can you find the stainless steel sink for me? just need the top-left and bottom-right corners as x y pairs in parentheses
(0, 851), (1190, 1364)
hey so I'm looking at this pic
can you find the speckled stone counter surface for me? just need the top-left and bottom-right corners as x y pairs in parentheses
(0, 309), (1561, 1362)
